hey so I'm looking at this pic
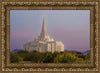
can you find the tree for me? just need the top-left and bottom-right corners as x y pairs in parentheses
(23, 51), (34, 61)
(76, 58), (85, 63)
(43, 52), (54, 63)
(54, 52), (76, 63)
(84, 52), (90, 63)
(31, 52), (43, 63)
(10, 52), (23, 63)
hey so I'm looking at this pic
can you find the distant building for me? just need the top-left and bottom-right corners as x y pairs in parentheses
(23, 15), (64, 53)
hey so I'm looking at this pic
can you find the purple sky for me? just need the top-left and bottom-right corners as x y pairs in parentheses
(10, 10), (90, 52)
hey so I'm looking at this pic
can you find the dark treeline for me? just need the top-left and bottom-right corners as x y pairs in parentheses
(10, 50), (90, 63)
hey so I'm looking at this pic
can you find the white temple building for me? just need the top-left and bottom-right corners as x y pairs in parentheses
(23, 15), (64, 53)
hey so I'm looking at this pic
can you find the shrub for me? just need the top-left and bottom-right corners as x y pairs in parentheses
(76, 58), (85, 63)
(54, 53), (76, 63)
(10, 52), (23, 63)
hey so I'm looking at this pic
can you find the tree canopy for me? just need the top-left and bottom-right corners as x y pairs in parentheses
(10, 50), (90, 63)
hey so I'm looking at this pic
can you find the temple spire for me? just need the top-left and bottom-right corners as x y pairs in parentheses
(40, 15), (47, 38)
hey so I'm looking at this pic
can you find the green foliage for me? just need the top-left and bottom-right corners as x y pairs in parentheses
(43, 52), (54, 63)
(10, 50), (90, 63)
(76, 58), (85, 63)
(84, 51), (90, 63)
(77, 55), (85, 60)
(10, 52), (23, 63)
(31, 52), (44, 63)
(85, 52), (90, 60)
(54, 52), (76, 63)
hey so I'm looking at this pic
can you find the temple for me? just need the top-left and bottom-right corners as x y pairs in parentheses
(23, 15), (64, 53)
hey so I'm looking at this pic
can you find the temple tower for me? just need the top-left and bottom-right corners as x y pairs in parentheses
(39, 15), (49, 41)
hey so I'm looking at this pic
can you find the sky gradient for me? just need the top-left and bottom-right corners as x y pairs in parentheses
(10, 10), (90, 52)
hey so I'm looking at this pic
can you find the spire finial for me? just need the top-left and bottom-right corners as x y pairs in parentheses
(43, 14), (45, 25)
(40, 15), (47, 38)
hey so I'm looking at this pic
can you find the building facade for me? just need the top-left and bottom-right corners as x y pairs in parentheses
(23, 16), (64, 53)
